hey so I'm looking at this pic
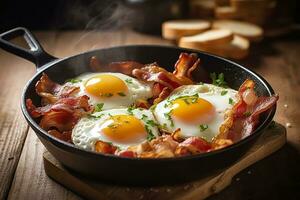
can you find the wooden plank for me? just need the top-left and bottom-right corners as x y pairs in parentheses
(0, 31), (57, 199)
(7, 129), (81, 200)
(42, 123), (286, 200)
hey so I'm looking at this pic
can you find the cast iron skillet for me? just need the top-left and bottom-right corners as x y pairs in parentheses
(0, 27), (276, 185)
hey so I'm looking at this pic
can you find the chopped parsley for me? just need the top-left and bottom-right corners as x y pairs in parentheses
(210, 72), (227, 88)
(94, 103), (104, 112)
(229, 97), (235, 105)
(160, 123), (168, 130)
(117, 92), (126, 97)
(125, 78), (133, 84)
(146, 120), (159, 127)
(182, 95), (198, 105)
(244, 111), (252, 117)
(199, 124), (208, 132)
(141, 114), (148, 121)
(150, 104), (157, 111)
(145, 125), (156, 141)
(66, 79), (81, 84)
(127, 106), (135, 115)
(108, 124), (118, 129)
(164, 111), (174, 127)
(87, 113), (104, 119)
(221, 90), (228, 96)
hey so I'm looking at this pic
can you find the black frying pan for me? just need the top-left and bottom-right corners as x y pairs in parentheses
(0, 27), (276, 185)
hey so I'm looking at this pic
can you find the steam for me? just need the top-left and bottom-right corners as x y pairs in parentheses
(56, 1), (136, 51)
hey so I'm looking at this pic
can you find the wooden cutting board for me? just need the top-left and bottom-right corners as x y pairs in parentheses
(43, 122), (286, 200)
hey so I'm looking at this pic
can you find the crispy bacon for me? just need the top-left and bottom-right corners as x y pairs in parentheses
(175, 137), (212, 156)
(89, 56), (144, 75)
(35, 73), (61, 105)
(35, 73), (80, 105)
(135, 99), (150, 109)
(173, 53), (200, 80)
(95, 141), (117, 154)
(135, 135), (179, 158)
(217, 79), (279, 142)
(132, 53), (200, 103)
(27, 95), (92, 132)
(117, 150), (137, 158)
(211, 139), (233, 150)
(153, 87), (172, 104)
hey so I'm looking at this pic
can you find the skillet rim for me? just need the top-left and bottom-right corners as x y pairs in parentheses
(21, 44), (277, 162)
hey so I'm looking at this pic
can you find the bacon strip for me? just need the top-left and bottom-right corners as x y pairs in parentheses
(132, 53), (200, 103)
(95, 141), (117, 154)
(175, 137), (212, 156)
(35, 73), (61, 105)
(173, 53), (200, 79)
(35, 73), (80, 105)
(27, 95), (92, 133)
(218, 79), (279, 142)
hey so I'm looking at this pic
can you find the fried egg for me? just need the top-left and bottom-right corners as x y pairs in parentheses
(65, 72), (153, 110)
(153, 84), (238, 142)
(72, 108), (159, 151)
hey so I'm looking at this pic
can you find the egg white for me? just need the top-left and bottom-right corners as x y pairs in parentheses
(72, 108), (159, 151)
(64, 72), (153, 110)
(153, 84), (238, 142)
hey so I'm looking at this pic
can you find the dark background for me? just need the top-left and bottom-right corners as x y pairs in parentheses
(0, 0), (299, 33)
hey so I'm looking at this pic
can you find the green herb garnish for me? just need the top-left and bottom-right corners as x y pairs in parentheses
(164, 111), (174, 127)
(94, 103), (104, 112)
(146, 120), (159, 127)
(127, 106), (135, 115)
(199, 124), (208, 132)
(125, 78), (133, 84)
(108, 124), (118, 129)
(210, 72), (227, 88)
(117, 92), (126, 97)
(145, 125), (156, 141)
(221, 90), (228, 96)
(244, 111), (252, 117)
(67, 79), (82, 84)
(150, 104), (157, 111)
(229, 97), (235, 105)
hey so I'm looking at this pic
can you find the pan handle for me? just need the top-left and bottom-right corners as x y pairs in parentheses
(0, 27), (57, 69)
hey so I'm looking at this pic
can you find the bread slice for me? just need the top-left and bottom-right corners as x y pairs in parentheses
(162, 20), (211, 40)
(212, 20), (263, 41)
(180, 35), (250, 60)
(178, 29), (234, 48)
(215, 6), (238, 19)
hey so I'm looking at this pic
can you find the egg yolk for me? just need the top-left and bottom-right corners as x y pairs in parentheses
(171, 96), (215, 124)
(84, 74), (128, 98)
(101, 115), (147, 144)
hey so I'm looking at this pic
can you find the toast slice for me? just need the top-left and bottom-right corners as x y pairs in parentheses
(215, 6), (238, 19)
(162, 20), (211, 40)
(179, 34), (249, 60)
(178, 29), (234, 48)
(212, 20), (263, 41)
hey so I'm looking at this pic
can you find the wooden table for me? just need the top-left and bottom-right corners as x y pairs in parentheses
(0, 30), (299, 200)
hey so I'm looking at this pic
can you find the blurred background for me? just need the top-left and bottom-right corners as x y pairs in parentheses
(0, 0), (299, 32)
(1, 0), (299, 60)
